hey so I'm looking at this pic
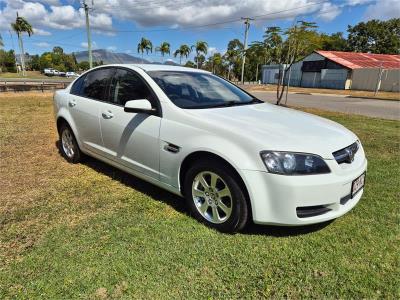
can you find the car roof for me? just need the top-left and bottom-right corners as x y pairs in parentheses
(103, 63), (210, 73)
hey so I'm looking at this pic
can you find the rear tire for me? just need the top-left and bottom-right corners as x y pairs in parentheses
(183, 159), (249, 233)
(59, 124), (82, 163)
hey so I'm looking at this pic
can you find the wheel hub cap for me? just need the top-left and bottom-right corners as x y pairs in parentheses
(61, 129), (75, 158)
(192, 171), (233, 224)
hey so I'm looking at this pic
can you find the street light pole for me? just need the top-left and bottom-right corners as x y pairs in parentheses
(82, 0), (93, 69)
(241, 17), (253, 85)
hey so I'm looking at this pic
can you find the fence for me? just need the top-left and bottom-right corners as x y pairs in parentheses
(0, 80), (70, 92)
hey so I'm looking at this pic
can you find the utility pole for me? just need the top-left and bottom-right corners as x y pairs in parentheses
(240, 17), (253, 85)
(82, 0), (93, 68)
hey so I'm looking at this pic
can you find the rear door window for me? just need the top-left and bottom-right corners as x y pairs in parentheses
(80, 68), (113, 100)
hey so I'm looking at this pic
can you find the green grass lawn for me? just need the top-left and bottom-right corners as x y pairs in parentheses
(0, 93), (399, 299)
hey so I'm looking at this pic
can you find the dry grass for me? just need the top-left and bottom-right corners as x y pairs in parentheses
(244, 84), (400, 100)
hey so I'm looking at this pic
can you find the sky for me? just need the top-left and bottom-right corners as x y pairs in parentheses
(0, 0), (399, 63)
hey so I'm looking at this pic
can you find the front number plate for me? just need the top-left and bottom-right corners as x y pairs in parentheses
(352, 172), (365, 198)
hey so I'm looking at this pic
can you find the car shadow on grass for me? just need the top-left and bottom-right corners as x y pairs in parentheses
(56, 141), (332, 237)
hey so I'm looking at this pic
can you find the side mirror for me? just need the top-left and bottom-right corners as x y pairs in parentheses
(124, 99), (156, 114)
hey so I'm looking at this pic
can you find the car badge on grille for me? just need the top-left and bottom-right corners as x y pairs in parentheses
(345, 148), (355, 163)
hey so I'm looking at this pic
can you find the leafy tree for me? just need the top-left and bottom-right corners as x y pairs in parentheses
(263, 26), (283, 63)
(137, 37), (153, 57)
(320, 32), (348, 51)
(194, 54), (205, 69)
(0, 49), (17, 72)
(53, 46), (64, 55)
(155, 42), (170, 62)
(173, 44), (191, 65)
(184, 60), (196, 68)
(191, 41), (208, 68)
(224, 39), (244, 80)
(11, 13), (33, 76)
(78, 61), (90, 70)
(347, 18), (400, 54)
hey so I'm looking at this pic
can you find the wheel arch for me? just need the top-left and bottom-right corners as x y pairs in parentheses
(55, 111), (82, 149)
(179, 151), (252, 213)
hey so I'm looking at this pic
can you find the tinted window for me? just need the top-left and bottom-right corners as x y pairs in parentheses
(70, 75), (85, 96)
(109, 69), (154, 106)
(81, 68), (113, 100)
(148, 71), (255, 109)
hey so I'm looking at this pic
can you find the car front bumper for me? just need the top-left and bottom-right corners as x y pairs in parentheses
(241, 158), (367, 226)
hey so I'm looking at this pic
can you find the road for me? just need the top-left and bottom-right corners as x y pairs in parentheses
(249, 91), (400, 121)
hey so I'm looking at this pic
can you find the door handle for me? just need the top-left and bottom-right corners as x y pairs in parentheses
(68, 99), (77, 107)
(102, 110), (114, 119)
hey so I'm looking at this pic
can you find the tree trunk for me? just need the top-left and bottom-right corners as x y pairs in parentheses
(180, 56), (182, 65)
(18, 33), (26, 77)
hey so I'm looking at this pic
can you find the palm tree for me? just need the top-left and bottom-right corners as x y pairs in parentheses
(11, 13), (33, 76)
(191, 41), (208, 69)
(155, 42), (170, 62)
(0, 33), (3, 48)
(137, 37), (153, 59)
(173, 44), (191, 65)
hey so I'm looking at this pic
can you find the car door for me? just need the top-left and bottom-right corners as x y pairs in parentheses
(69, 68), (113, 154)
(99, 68), (161, 180)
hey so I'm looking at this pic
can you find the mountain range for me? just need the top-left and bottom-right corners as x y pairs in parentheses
(73, 49), (178, 65)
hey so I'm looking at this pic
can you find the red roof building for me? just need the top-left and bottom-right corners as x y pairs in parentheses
(315, 50), (400, 70)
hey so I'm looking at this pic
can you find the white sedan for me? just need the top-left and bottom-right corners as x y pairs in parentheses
(53, 64), (367, 232)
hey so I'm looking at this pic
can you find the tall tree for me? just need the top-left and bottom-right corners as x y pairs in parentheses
(0, 33), (3, 48)
(11, 13), (33, 76)
(155, 42), (170, 62)
(137, 37), (153, 58)
(347, 18), (400, 54)
(173, 44), (191, 65)
(263, 26), (283, 63)
(53, 46), (64, 55)
(191, 41), (208, 68)
(320, 32), (347, 51)
(224, 39), (243, 80)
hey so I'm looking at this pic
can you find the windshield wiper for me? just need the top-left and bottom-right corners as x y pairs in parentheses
(206, 98), (263, 108)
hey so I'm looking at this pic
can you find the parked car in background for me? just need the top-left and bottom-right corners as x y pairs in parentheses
(53, 64), (367, 232)
(44, 68), (56, 76)
(66, 72), (78, 78)
(58, 72), (66, 77)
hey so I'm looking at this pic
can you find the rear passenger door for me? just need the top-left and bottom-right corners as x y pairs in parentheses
(99, 68), (161, 180)
(69, 68), (113, 154)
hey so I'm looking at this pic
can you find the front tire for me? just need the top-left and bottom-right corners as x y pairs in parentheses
(59, 124), (82, 163)
(183, 159), (249, 233)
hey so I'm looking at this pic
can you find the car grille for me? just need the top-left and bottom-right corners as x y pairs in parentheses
(332, 142), (359, 164)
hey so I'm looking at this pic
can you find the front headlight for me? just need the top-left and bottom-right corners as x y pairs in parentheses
(260, 151), (331, 175)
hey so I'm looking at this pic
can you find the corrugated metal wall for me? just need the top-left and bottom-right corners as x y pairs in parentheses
(351, 68), (400, 92)
(320, 69), (348, 89)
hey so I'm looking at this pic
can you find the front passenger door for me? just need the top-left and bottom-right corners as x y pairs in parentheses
(99, 68), (161, 180)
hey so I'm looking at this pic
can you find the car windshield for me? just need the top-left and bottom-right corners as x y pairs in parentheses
(147, 71), (260, 109)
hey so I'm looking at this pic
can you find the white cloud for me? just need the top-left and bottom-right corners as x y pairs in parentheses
(363, 0), (400, 20)
(34, 42), (50, 47)
(107, 45), (117, 51)
(208, 47), (218, 55)
(94, 0), (344, 28)
(33, 28), (51, 36)
(80, 41), (98, 49)
(0, 1), (113, 33)
(317, 2), (341, 21)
